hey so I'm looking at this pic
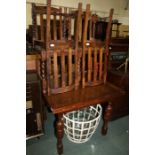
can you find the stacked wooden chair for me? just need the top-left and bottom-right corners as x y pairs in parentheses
(40, 1), (83, 95)
(32, 0), (124, 155)
(81, 5), (114, 88)
(32, 2), (83, 50)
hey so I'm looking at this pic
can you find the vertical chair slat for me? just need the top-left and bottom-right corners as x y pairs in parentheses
(68, 15), (71, 40)
(53, 15), (57, 40)
(82, 4), (90, 88)
(74, 3), (82, 89)
(79, 15), (82, 42)
(68, 48), (72, 85)
(99, 48), (103, 80)
(93, 48), (97, 82)
(59, 8), (63, 40)
(47, 52), (52, 95)
(46, 0), (51, 50)
(53, 51), (59, 88)
(92, 22), (96, 38)
(89, 19), (92, 40)
(61, 50), (66, 87)
(88, 47), (92, 82)
(74, 2), (82, 48)
(45, 0), (52, 94)
(63, 7), (67, 39)
(103, 51), (108, 83)
(103, 8), (114, 83)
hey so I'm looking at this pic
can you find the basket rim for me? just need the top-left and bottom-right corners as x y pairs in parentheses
(63, 104), (102, 123)
(63, 104), (102, 143)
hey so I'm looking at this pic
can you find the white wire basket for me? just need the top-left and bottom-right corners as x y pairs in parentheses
(63, 104), (102, 143)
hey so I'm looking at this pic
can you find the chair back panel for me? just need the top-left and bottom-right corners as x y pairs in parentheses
(32, 3), (61, 45)
(42, 48), (81, 94)
(81, 4), (114, 88)
(46, 1), (83, 50)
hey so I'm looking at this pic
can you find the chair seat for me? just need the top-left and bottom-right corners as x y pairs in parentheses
(44, 82), (125, 114)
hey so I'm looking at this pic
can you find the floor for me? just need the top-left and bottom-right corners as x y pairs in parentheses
(26, 110), (129, 155)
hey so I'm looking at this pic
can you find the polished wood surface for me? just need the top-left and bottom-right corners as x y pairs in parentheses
(109, 37), (129, 52)
(44, 82), (125, 114)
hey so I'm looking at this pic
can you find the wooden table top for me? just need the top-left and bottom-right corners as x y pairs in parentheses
(44, 82), (125, 114)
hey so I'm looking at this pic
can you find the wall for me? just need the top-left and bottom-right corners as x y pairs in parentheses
(26, 0), (129, 28)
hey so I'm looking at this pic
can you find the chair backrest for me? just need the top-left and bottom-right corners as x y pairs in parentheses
(32, 3), (61, 47)
(81, 5), (114, 88)
(40, 0), (114, 94)
(45, 0), (83, 50)
(41, 48), (82, 95)
(32, 2), (82, 49)
(41, 0), (83, 95)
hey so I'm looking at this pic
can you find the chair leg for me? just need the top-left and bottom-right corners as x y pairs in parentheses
(56, 114), (64, 155)
(102, 102), (112, 135)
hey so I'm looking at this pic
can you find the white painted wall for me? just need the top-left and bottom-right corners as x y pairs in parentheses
(26, 0), (129, 28)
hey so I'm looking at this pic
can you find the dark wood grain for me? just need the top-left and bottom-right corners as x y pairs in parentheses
(44, 82), (124, 114)
(68, 48), (72, 85)
(82, 4), (90, 88)
(56, 114), (64, 155)
(103, 8), (114, 83)
(53, 51), (58, 88)
(61, 50), (66, 87)
(88, 47), (92, 82)
(93, 47), (98, 82)
(102, 102), (112, 135)
(99, 48), (103, 80)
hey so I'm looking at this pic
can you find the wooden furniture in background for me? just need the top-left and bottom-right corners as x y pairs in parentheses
(26, 53), (46, 140)
(26, 53), (41, 71)
(107, 70), (129, 119)
(26, 71), (45, 140)
(107, 37), (129, 119)
(109, 37), (129, 71)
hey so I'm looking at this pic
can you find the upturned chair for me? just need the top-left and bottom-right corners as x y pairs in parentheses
(40, 1), (83, 95)
(81, 5), (114, 87)
(32, 3), (61, 48)
(32, 2), (83, 50)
